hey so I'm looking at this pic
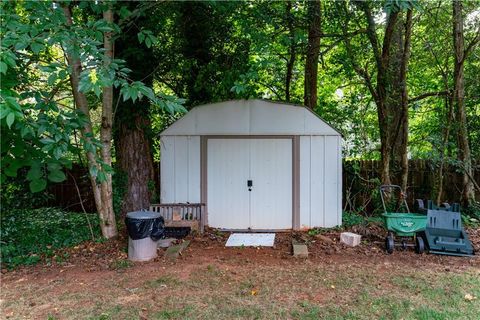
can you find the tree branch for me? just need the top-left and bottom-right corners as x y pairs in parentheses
(408, 90), (451, 103)
(463, 27), (480, 63)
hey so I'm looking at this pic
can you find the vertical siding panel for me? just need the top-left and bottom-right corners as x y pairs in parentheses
(174, 136), (188, 202)
(299, 136), (311, 228)
(310, 136), (325, 227)
(324, 136), (339, 227)
(337, 137), (343, 226)
(160, 136), (175, 203)
(188, 136), (201, 202)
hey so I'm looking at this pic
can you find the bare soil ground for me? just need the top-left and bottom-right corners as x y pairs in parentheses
(2, 226), (480, 320)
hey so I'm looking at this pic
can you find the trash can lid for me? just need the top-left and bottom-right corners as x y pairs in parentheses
(126, 210), (162, 219)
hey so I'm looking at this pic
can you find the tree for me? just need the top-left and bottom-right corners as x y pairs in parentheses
(1, 1), (183, 238)
(452, 0), (479, 205)
(342, 0), (415, 190)
(304, 0), (321, 109)
(113, 3), (159, 217)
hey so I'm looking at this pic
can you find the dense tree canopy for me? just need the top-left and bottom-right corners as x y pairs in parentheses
(1, 0), (479, 235)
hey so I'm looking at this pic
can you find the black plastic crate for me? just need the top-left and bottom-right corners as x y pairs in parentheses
(163, 227), (191, 239)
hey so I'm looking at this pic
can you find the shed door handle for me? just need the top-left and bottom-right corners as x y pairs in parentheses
(247, 180), (253, 191)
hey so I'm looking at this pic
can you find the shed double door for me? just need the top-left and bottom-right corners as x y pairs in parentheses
(207, 138), (292, 230)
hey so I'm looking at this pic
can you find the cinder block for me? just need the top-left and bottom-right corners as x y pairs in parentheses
(340, 232), (361, 247)
(292, 243), (309, 258)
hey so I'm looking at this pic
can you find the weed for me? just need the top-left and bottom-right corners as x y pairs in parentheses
(145, 275), (181, 288)
(110, 259), (134, 270)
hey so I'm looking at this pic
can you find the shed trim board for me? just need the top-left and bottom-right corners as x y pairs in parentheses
(201, 135), (300, 231)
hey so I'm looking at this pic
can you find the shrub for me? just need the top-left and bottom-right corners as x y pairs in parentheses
(0, 207), (101, 269)
(342, 211), (366, 228)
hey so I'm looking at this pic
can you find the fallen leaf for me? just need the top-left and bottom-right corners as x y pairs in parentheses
(251, 290), (258, 296)
(464, 294), (477, 301)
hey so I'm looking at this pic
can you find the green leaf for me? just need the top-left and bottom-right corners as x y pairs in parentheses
(0, 107), (9, 119)
(47, 162), (62, 171)
(30, 42), (44, 54)
(145, 36), (152, 48)
(27, 165), (43, 181)
(6, 112), (15, 128)
(47, 73), (57, 86)
(137, 31), (145, 43)
(97, 170), (107, 183)
(40, 138), (55, 144)
(4, 162), (21, 177)
(53, 147), (63, 160)
(30, 178), (47, 193)
(0, 61), (7, 75)
(47, 169), (66, 183)
(89, 166), (98, 178)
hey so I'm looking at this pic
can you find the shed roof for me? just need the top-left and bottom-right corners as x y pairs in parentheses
(161, 99), (341, 136)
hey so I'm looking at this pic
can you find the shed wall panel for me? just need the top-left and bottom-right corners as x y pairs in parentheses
(324, 136), (340, 227)
(174, 136), (189, 202)
(160, 136), (200, 204)
(299, 136), (311, 228)
(310, 136), (325, 227)
(160, 136), (175, 203)
(187, 136), (201, 203)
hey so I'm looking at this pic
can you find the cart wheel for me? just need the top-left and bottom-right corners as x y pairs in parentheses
(415, 236), (425, 254)
(385, 234), (394, 254)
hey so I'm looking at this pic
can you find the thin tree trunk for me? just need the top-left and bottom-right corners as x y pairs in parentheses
(397, 9), (413, 192)
(453, 0), (475, 205)
(304, 0), (321, 109)
(436, 92), (454, 205)
(99, 7), (118, 238)
(63, 5), (117, 238)
(285, 1), (296, 102)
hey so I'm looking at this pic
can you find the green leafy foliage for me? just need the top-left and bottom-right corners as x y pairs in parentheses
(342, 211), (367, 228)
(0, 208), (101, 269)
(0, 1), (185, 194)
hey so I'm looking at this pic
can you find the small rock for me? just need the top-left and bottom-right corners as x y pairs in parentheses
(340, 232), (362, 247)
(292, 241), (308, 258)
(315, 234), (334, 244)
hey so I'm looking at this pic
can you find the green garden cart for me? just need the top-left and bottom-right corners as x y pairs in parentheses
(380, 185), (427, 254)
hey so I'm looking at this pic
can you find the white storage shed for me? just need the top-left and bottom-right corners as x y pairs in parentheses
(159, 99), (342, 230)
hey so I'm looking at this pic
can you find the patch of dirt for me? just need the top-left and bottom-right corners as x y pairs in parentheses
(1, 226), (479, 319)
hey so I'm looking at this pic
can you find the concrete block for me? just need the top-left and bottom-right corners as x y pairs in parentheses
(340, 232), (361, 247)
(165, 240), (190, 260)
(292, 242), (308, 258)
(157, 238), (176, 248)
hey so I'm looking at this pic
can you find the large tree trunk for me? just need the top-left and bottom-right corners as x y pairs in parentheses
(116, 116), (155, 215)
(285, 1), (296, 102)
(114, 3), (156, 218)
(304, 0), (321, 109)
(63, 5), (117, 238)
(453, 0), (475, 205)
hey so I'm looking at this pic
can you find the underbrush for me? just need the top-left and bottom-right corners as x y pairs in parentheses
(1, 207), (101, 269)
(342, 211), (383, 229)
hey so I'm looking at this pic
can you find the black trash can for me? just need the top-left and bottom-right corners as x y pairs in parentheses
(125, 211), (164, 261)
